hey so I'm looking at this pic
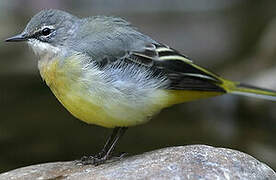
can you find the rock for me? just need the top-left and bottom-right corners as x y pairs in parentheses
(0, 145), (275, 180)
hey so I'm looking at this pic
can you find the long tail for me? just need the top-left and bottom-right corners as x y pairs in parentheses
(222, 80), (276, 101)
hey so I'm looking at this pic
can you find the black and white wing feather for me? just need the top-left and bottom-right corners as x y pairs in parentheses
(125, 43), (226, 92)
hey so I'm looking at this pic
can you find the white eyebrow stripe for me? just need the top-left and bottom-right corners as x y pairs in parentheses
(158, 55), (193, 63)
(155, 47), (174, 52)
(33, 25), (55, 35)
(40, 25), (55, 30)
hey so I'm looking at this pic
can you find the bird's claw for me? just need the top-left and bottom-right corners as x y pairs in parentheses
(76, 152), (128, 166)
(79, 155), (107, 166)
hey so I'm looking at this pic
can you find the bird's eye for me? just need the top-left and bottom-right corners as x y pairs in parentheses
(41, 27), (52, 36)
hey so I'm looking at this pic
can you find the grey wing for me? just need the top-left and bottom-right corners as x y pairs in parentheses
(107, 43), (226, 92)
(75, 16), (225, 92)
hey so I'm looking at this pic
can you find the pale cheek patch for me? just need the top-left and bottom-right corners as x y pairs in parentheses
(27, 39), (61, 57)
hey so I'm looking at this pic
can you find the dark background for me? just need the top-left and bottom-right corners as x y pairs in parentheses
(1, 0), (276, 173)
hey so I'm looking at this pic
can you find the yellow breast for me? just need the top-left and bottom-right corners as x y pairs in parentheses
(38, 56), (113, 127)
(38, 56), (171, 128)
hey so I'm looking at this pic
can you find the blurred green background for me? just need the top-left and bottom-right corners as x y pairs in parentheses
(1, 0), (276, 173)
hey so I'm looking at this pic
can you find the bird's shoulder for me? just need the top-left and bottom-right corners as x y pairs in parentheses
(73, 16), (155, 61)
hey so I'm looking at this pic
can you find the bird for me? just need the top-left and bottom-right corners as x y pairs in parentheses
(5, 9), (276, 165)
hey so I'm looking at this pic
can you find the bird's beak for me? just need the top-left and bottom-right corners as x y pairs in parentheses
(5, 33), (28, 42)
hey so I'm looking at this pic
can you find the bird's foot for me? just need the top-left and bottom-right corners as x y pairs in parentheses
(77, 152), (128, 166)
(112, 152), (128, 159)
(79, 155), (108, 166)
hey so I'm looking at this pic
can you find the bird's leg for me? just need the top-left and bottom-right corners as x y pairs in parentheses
(95, 127), (120, 158)
(101, 127), (128, 159)
(80, 127), (128, 165)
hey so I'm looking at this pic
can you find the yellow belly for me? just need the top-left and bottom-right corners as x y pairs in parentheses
(38, 56), (168, 128)
(38, 55), (223, 128)
(39, 57), (119, 128)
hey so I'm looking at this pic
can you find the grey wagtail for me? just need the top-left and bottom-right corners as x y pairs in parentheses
(5, 9), (276, 165)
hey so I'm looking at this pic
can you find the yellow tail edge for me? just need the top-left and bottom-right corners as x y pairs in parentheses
(223, 80), (276, 101)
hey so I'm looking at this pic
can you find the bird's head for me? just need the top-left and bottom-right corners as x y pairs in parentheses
(6, 9), (79, 57)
